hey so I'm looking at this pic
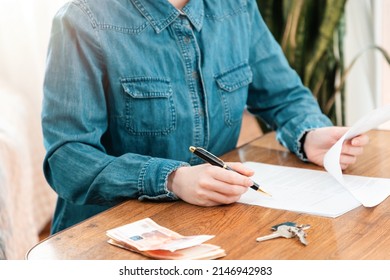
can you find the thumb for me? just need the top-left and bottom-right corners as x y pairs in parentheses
(332, 126), (349, 139)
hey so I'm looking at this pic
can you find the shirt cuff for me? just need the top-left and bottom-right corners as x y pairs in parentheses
(276, 114), (333, 161)
(297, 130), (310, 161)
(138, 157), (190, 201)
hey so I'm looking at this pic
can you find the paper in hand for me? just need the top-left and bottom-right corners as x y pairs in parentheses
(324, 105), (390, 206)
(239, 105), (390, 217)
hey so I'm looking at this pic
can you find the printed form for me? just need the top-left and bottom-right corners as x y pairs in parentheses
(239, 105), (390, 217)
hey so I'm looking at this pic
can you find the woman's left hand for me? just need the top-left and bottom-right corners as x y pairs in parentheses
(303, 126), (370, 170)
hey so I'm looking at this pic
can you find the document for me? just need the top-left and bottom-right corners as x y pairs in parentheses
(323, 105), (390, 206)
(239, 105), (390, 217)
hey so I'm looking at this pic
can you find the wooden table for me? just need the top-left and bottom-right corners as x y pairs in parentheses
(27, 130), (390, 260)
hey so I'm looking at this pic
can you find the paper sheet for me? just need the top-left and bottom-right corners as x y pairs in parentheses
(240, 162), (361, 217)
(239, 105), (390, 217)
(324, 104), (390, 206)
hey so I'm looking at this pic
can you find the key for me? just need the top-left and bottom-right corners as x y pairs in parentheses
(290, 225), (311, 245)
(297, 224), (311, 231)
(293, 228), (308, 245)
(256, 225), (295, 242)
(271, 222), (297, 231)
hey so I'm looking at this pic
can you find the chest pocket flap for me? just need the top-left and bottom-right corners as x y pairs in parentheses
(215, 63), (253, 125)
(215, 63), (253, 92)
(121, 77), (176, 135)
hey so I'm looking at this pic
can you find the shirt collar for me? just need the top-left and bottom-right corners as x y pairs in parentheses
(131, 0), (204, 33)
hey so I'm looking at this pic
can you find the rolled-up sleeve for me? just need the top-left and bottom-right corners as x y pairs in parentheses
(42, 3), (186, 207)
(245, 0), (333, 158)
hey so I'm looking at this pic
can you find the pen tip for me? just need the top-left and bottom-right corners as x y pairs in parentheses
(189, 146), (196, 152)
(257, 188), (272, 197)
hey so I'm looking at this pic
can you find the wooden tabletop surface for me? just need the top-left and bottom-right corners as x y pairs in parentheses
(27, 130), (390, 260)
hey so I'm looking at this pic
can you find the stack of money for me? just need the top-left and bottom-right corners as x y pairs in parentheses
(106, 218), (226, 260)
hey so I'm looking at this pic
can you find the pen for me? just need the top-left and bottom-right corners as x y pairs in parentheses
(189, 146), (271, 197)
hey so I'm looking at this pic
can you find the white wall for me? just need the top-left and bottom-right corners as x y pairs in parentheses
(0, 0), (67, 101)
(380, 0), (390, 129)
(344, 0), (390, 129)
(0, 0), (68, 252)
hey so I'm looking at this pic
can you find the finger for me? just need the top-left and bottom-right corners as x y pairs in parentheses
(206, 191), (242, 205)
(193, 188), (242, 206)
(340, 163), (348, 170)
(331, 126), (350, 139)
(339, 154), (357, 166)
(341, 144), (364, 157)
(351, 134), (369, 147)
(199, 175), (249, 196)
(227, 162), (254, 176)
(208, 167), (253, 187)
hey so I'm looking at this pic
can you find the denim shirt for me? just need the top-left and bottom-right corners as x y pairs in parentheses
(42, 0), (332, 233)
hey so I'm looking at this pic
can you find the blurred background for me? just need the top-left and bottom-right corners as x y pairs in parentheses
(0, 0), (389, 260)
(255, 0), (390, 129)
(0, 0), (66, 260)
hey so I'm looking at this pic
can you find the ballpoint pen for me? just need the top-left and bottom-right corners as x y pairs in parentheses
(189, 146), (271, 197)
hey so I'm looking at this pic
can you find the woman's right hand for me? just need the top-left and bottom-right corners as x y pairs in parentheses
(167, 163), (254, 206)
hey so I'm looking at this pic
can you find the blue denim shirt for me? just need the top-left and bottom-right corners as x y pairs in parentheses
(42, 0), (332, 233)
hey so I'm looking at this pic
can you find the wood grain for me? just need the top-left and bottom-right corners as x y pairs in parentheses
(27, 130), (390, 260)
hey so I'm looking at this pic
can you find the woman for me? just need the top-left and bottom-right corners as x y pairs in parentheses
(42, 0), (368, 233)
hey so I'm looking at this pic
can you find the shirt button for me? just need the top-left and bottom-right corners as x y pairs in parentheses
(184, 36), (191, 44)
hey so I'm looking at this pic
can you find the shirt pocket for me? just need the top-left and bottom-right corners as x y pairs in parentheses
(121, 77), (176, 135)
(215, 63), (253, 126)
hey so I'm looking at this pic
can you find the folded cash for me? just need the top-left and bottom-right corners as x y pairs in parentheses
(106, 218), (226, 260)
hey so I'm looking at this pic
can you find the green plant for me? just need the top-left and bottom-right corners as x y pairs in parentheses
(256, 0), (347, 125)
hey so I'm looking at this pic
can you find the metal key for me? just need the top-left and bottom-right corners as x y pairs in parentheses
(256, 225), (295, 242)
(291, 224), (311, 245)
(271, 222), (297, 231)
(289, 227), (307, 245)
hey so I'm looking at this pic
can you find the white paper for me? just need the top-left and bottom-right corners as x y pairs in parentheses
(239, 105), (390, 217)
(240, 162), (361, 218)
(324, 105), (390, 206)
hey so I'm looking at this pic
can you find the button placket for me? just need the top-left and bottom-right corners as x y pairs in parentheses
(174, 16), (207, 163)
